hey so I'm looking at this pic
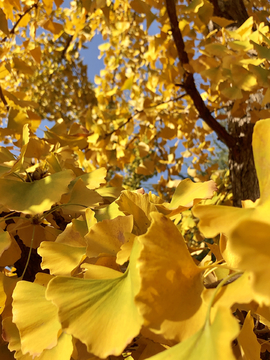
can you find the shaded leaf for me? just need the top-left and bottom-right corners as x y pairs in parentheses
(136, 212), (206, 342)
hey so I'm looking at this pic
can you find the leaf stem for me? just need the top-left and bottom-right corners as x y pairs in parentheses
(205, 271), (243, 323)
(21, 225), (36, 280)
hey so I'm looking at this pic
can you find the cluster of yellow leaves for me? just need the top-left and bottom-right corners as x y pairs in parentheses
(0, 117), (270, 359)
(3, 0), (270, 359)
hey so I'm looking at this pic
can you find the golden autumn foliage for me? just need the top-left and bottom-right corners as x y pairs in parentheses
(2, 0), (270, 359)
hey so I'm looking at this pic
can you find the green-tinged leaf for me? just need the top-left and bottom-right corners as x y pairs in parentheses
(146, 307), (239, 360)
(38, 242), (86, 276)
(0, 228), (12, 258)
(62, 179), (103, 212)
(68, 167), (107, 190)
(46, 240), (143, 358)
(136, 212), (206, 342)
(0, 170), (74, 215)
(95, 201), (125, 221)
(85, 215), (133, 258)
(83, 263), (123, 279)
(12, 281), (61, 356)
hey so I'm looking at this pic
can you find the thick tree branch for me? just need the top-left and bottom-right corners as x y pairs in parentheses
(165, 0), (236, 149)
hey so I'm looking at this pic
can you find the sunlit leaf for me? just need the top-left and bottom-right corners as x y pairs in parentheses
(12, 281), (61, 356)
(156, 179), (217, 217)
(38, 241), (86, 276)
(46, 239), (143, 358)
(145, 307), (239, 360)
(85, 215), (133, 258)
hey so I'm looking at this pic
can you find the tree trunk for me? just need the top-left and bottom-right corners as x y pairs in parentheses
(167, 0), (262, 207)
(208, 0), (261, 207)
(228, 118), (260, 207)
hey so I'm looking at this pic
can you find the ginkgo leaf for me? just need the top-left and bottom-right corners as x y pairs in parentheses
(237, 311), (261, 360)
(0, 9), (9, 36)
(45, 239), (143, 358)
(12, 281), (62, 356)
(85, 215), (133, 258)
(0, 228), (12, 258)
(68, 167), (107, 190)
(116, 191), (157, 235)
(145, 307), (239, 360)
(55, 218), (88, 247)
(95, 201), (125, 221)
(2, 317), (73, 360)
(62, 179), (103, 212)
(202, 272), (256, 310)
(155, 179), (217, 217)
(38, 242), (86, 276)
(227, 219), (270, 305)
(193, 118), (270, 237)
(0, 170), (74, 215)
(0, 273), (6, 315)
(135, 212), (206, 342)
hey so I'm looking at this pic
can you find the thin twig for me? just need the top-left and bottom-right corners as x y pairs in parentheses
(1, 2), (39, 43)
(104, 93), (187, 138)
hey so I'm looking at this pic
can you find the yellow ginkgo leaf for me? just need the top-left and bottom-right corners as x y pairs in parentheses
(38, 242), (86, 276)
(156, 179), (217, 217)
(136, 212), (207, 342)
(0, 170), (74, 215)
(238, 311), (261, 360)
(228, 219), (270, 305)
(62, 179), (103, 212)
(68, 167), (107, 190)
(145, 307), (239, 360)
(45, 240), (143, 358)
(2, 316), (73, 360)
(116, 191), (158, 235)
(12, 281), (62, 356)
(193, 118), (270, 238)
(85, 215), (133, 258)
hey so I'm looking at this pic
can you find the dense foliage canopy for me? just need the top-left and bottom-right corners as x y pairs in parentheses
(1, 0), (270, 359)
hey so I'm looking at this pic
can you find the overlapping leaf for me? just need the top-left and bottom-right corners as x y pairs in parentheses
(12, 281), (62, 356)
(0, 170), (74, 215)
(85, 215), (133, 258)
(45, 239), (143, 358)
(135, 212), (207, 342)
(193, 119), (270, 237)
(145, 307), (239, 360)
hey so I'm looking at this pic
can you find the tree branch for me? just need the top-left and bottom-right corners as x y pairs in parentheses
(0, 86), (9, 111)
(1, 2), (39, 43)
(165, 0), (236, 149)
